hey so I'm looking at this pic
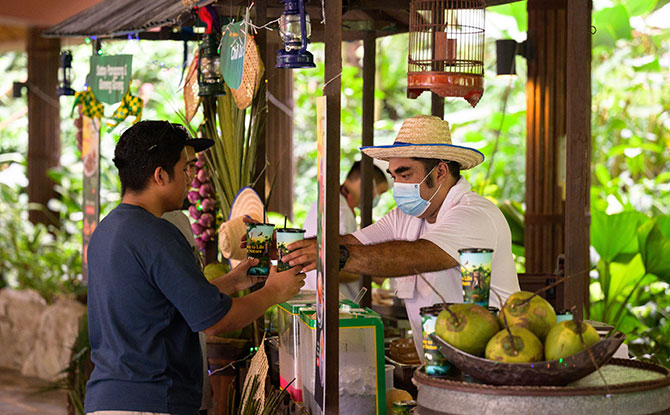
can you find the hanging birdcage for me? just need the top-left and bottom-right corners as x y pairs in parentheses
(408, 0), (486, 107)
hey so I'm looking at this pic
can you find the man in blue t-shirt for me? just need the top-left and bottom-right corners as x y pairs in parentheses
(85, 121), (305, 415)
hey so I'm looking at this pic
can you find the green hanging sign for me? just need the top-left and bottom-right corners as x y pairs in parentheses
(220, 22), (246, 90)
(89, 55), (133, 104)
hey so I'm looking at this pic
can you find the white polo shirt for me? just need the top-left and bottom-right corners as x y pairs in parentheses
(352, 177), (520, 358)
(303, 193), (361, 300)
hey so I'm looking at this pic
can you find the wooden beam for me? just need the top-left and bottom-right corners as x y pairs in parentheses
(360, 31), (376, 309)
(564, 0), (592, 319)
(27, 27), (60, 227)
(324, 0), (342, 412)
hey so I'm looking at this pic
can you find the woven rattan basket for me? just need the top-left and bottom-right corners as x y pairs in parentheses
(431, 331), (626, 386)
(231, 35), (264, 110)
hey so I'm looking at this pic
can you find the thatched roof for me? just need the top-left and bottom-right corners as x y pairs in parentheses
(44, 0), (518, 40)
(43, 0), (214, 38)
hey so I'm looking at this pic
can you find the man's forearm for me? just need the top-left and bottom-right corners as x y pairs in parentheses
(342, 239), (457, 277)
(211, 274), (239, 296)
(203, 289), (275, 335)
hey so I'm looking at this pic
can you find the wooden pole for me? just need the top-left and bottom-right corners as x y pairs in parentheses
(27, 27), (61, 227)
(324, 0), (342, 412)
(525, 0), (566, 276)
(266, 35), (295, 220)
(564, 0), (592, 319)
(253, 0), (268, 204)
(359, 32), (376, 309)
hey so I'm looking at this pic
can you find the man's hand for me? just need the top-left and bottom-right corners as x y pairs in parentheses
(210, 258), (264, 295)
(204, 265), (306, 336)
(239, 216), (278, 260)
(227, 258), (265, 292)
(262, 265), (306, 304)
(283, 238), (318, 272)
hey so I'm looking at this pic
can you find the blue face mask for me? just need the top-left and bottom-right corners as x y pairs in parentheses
(392, 165), (443, 217)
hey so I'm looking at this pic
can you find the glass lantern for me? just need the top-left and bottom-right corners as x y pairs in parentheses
(198, 34), (226, 96)
(57, 51), (75, 96)
(276, 0), (315, 69)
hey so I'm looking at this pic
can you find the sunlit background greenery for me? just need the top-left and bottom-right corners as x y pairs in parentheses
(0, 0), (669, 365)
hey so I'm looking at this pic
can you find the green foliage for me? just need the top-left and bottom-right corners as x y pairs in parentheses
(590, 209), (670, 366)
(0, 179), (85, 303)
(201, 81), (266, 219)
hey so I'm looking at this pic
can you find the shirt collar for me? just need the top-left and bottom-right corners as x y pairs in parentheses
(436, 177), (471, 221)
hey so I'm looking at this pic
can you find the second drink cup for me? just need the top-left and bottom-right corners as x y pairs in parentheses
(458, 248), (493, 307)
(276, 228), (306, 272)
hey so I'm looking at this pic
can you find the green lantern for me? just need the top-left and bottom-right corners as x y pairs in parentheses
(198, 34), (226, 96)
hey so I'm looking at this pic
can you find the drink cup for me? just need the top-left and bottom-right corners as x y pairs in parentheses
(420, 305), (452, 376)
(246, 223), (275, 276)
(458, 248), (493, 307)
(276, 228), (306, 272)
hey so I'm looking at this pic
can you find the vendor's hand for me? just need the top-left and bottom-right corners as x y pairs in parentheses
(283, 238), (318, 272)
(263, 265), (306, 304)
(239, 216), (278, 260)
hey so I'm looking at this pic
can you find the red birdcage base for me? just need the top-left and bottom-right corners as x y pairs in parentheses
(407, 72), (484, 107)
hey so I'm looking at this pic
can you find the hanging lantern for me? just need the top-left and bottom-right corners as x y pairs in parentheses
(198, 34), (226, 96)
(276, 0), (316, 69)
(408, 0), (486, 107)
(57, 51), (75, 96)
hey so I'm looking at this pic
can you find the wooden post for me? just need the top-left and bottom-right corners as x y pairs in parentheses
(27, 27), (61, 227)
(323, 0), (342, 412)
(564, 0), (592, 319)
(253, 1), (268, 204)
(525, 0), (566, 276)
(359, 32), (376, 309)
(266, 35), (295, 220)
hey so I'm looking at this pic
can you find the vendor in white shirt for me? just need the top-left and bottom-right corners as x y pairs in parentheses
(284, 115), (520, 358)
(303, 161), (389, 300)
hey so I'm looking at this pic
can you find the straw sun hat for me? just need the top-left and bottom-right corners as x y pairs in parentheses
(361, 115), (484, 170)
(218, 187), (264, 266)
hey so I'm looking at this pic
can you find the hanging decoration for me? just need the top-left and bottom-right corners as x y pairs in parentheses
(57, 50), (75, 96)
(220, 21), (247, 90)
(88, 54), (133, 104)
(230, 35), (264, 110)
(184, 50), (201, 122)
(71, 88), (105, 120)
(276, 0), (316, 69)
(188, 152), (217, 251)
(407, 0), (486, 107)
(107, 87), (143, 130)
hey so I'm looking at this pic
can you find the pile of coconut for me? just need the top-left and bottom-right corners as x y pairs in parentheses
(435, 292), (599, 363)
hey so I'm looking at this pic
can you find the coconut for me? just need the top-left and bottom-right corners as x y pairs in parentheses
(485, 326), (544, 363)
(499, 291), (557, 341)
(545, 320), (600, 360)
(435, 303), (500, 357)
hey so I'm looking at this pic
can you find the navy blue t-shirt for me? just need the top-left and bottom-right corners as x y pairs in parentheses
(84, 204), (231, 415)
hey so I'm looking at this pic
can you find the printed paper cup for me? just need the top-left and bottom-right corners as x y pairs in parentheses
(276, 228), (305, 272)
(458, 248), (493, 307)
(420, 305), (452, 376)
(246, 223), (275, 275)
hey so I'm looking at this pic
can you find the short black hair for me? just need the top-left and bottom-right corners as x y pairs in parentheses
(413, 158), (461, 187)
(346, 160), (388, 187)
(113, 120), (190, 195)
